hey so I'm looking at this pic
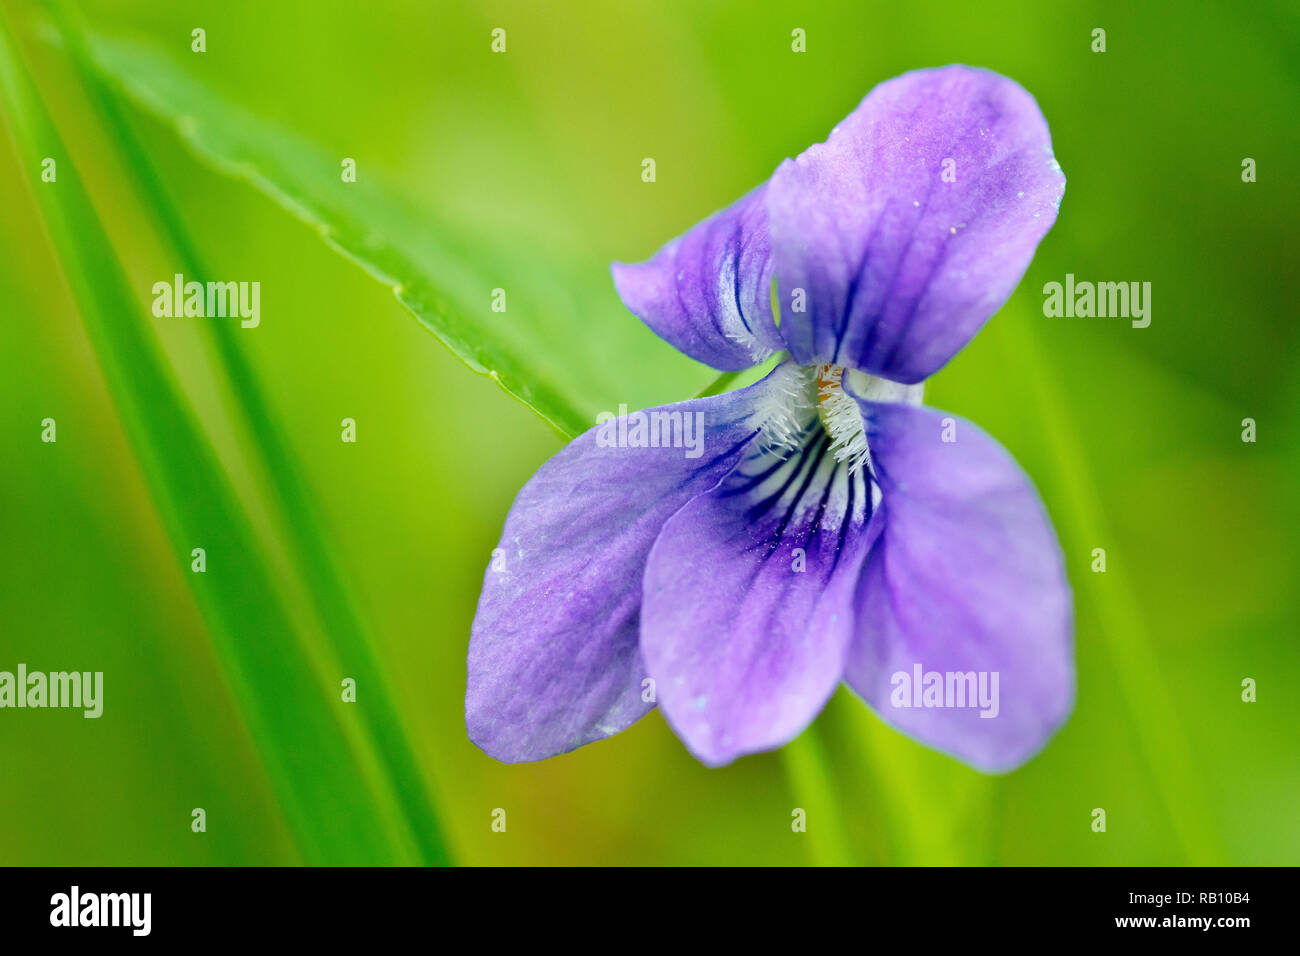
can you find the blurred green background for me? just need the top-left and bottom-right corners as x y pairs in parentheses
(1, 0), (1296, 865)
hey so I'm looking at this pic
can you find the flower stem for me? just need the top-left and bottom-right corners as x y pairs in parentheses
(781, 725), (857, 866)
(693, 370), (744, 399)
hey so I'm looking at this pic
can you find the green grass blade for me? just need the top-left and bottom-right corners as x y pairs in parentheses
(43, 0), (450, 867)
(75, 30), (711, 439)
(0, 9), (424, 865)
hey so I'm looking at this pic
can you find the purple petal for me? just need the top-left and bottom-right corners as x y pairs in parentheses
(767, 65), (1066, 382)
(640, 415), (877, 766)
(612, 185), (784, 371)
(467, 377), (788, 762)
(843, 400), (1073, 771)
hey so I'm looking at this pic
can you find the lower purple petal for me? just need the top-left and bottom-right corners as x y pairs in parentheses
(467, 377), (783, 762)
(844, 400), (1074, 771)
(640, 421), (877, 766)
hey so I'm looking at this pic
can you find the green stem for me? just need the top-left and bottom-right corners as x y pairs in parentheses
(781, 725), (857, 866)
(693, 369), (744, 399)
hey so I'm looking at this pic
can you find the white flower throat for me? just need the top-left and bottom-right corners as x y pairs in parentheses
(758, 364), (923, 476)
(816, 365), (872, 473)
(816, 364), (925, 473)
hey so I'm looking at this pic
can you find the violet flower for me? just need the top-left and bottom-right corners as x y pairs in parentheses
(467, 65), (1073, 771)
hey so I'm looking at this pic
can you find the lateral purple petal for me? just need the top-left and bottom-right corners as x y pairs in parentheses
(612, 185), (784, 372)
(767, 65), (1066, 382)
(466, 382), (774, 762)
(640, 414), (877, 766)
(843, 401), (1074, 771)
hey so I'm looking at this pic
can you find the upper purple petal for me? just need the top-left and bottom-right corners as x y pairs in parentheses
(767, 65), (1066, 382)
(639, 391), (877, 766)
(467, 374), (787, 762)
(611, 185), (784, 371)
(842, 400), (1074, 771)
